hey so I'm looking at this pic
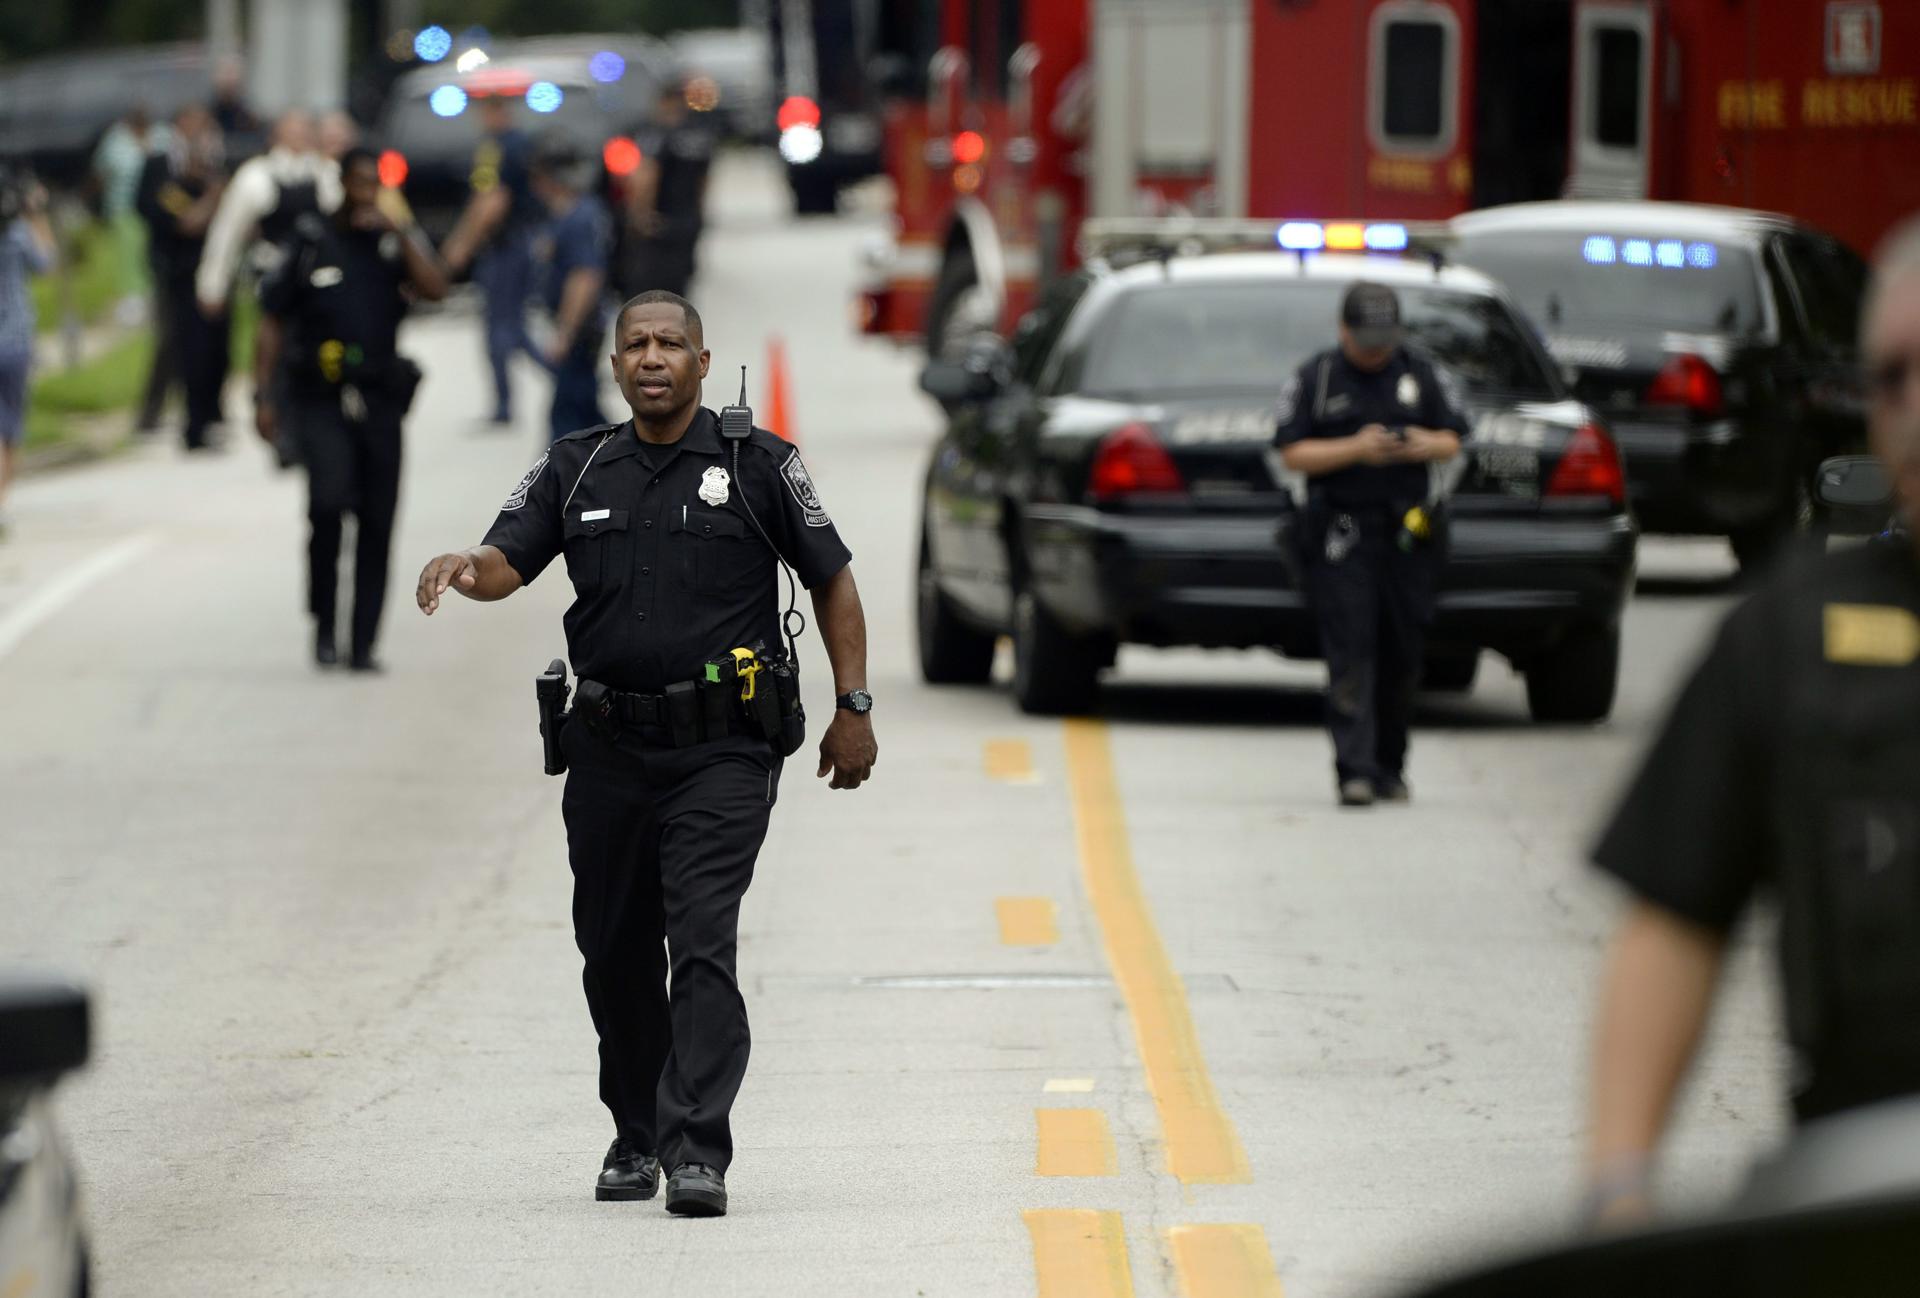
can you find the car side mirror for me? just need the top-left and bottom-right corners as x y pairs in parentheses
(1816, 455), (1894, 510)
(0, 978), (90, 1087)
(919, 357), (1006, 405)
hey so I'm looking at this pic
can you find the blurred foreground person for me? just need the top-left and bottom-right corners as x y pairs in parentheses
(0, 168), (54, 533)
(530, 137), (612, 442)
(413, 291), (876, 1215)
(1585, 216), (1920, 1225)
(254, 148), (447, 669)
(1276, 282), (1469, 806)
(441, 95), (540, 425)
(136, 106), (228, 450)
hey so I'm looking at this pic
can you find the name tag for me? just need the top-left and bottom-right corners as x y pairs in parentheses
(580, 508), (611, 521)
(1824, 603), (1920, 666)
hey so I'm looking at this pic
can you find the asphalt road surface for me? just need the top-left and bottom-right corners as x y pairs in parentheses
(1, 154), (1786, 1298)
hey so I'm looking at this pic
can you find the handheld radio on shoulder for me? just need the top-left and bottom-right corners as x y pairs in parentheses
(720, 366), (753, 442)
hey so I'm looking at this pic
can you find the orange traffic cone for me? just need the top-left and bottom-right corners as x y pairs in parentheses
(764, 336), (795, 443)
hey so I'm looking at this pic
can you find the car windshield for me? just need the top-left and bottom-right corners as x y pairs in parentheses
(1452, 230), (1764, 336)
(1079, 280), (1561, 400)
(382, 85), (621, 159)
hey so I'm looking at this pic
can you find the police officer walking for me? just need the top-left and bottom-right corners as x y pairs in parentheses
(530, 138), (613, 443)
(414, 289), (878, 1216)
(254, 147), (449, 670)
(441, 95), (541, 426)
(1276, 282), (1469, 807)
(135, 105), (228, 450)
(618, 80), (715, 300)
(1583, 217), (1920, 1225)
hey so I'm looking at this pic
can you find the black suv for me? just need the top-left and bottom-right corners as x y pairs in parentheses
(1449, 202), (1870, 570)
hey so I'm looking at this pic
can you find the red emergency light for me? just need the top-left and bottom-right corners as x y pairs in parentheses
(603, 137), (643, 177)
(951, 130), (986, 165)
(378, 150), (408, 188)
(777, 96), (820, 132)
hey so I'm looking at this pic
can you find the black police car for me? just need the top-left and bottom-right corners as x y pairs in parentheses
(375, 37), (671, 245)
(915, 225), (1639, 721)
(1449, 202), (1870, 570)
(0, 977), (90, 1297)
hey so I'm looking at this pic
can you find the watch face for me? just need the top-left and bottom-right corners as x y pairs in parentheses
(844, 690), (873, 713)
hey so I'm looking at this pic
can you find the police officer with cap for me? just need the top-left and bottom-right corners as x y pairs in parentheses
(413, 289), (878, 1217)
(441, 95), (542, 426)
(1583, 216), (1920, 1226)
(255, 146), (449, 670)
(1276, 281), (1469, 807)
(618, 79), (716, 299)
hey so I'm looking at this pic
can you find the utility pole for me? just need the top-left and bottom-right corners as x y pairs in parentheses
(247, 0), (348, 113)
(208, 0), (242, 63)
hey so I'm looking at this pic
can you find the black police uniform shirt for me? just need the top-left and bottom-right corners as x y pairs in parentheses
(135, 153), (212, 291)
(539, 195), (612, 363)
(258, 214), (410, 401)
(1593, 539), (1920, 1121)
(482, 408), (853, 693)
(1273, 346), (1472, 509)
(633, 117), (716, 235)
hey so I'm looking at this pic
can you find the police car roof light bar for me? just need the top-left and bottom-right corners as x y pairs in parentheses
(1079, 218), (1452, 270)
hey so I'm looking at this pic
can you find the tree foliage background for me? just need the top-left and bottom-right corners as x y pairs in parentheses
(0, 0), (739, 63)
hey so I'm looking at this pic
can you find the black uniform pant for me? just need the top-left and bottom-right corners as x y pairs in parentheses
(560, 722), (779, 1174)
(295, 396), (402, 657)
(174, 290), (228, 449)
(138, 273), (182, 430)
(1303, 507), (1436, 785)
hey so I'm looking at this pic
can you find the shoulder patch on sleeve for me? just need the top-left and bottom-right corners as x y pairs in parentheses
(780, 449), (832, 527)
(1275, 373), (1300, 425)
(501, 451), (550, 512)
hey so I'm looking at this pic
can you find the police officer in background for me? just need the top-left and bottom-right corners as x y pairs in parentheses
(255, 147), (449, 670)
(1276, 282), (1469, 807)
(1583, 217), (1920, 1225)
(440, 94), (541, 426)
(135, 104), (227, 449)
(618, 79), (715, 299)
(413, 289), (878, 1217)
(530, 137), (612, 443)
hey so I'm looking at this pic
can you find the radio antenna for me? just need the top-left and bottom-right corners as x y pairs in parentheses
(738, 365), (747, 405)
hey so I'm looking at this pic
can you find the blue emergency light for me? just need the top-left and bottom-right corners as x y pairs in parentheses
(415, 25), (452, 63)
(1275, 221), (1411, 253)
(526, 81), (564, 114)
(429, 84), (467, 118)
(1584, 235), (1720, 269)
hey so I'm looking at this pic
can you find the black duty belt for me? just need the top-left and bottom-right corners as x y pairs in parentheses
(575, 677), (744, 747)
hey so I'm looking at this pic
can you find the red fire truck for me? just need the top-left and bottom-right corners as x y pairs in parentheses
(859, 0), (1920, 353)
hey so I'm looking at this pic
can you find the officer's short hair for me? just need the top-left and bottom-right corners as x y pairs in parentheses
(617, 290), (703, 347)
(338, 145), (379, 176)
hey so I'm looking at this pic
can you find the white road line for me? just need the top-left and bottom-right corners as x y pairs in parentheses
(0, 532), (160, 661)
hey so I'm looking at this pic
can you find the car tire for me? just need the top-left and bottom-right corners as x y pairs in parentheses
(1421, 651), (1480, 693)
(917, 536), (996, 685)
(1525, 625), (1620, 723)
(1012, 588), (1102, 715)
(790, 171), (836, 216)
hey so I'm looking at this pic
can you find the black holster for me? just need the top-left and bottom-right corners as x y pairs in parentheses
(535, 659), (571, 775)
(765, 652), (806, 758)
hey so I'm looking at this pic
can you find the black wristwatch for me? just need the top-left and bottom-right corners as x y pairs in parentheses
(835, 689), (874, 715)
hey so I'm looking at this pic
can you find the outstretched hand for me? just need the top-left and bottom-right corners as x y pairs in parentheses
(416, 551), (479, 615)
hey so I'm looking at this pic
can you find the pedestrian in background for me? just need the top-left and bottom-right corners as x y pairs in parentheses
(91, 105), (165, 328)
(136, 106), (228, 450)
(619, 79), (715, 299)
(529, 137), (611, 443)
(1583, 215), (1920, 1226)
(0, 167), (55, 535)
(415, 289), (877, 1217)
(253, 147), (448, 670)
(1275, 282), (1469, 807)
(441, 94), (541, 426)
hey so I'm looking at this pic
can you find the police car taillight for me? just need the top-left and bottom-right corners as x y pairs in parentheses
(1643, 354), (1724, 417)
(1544, 424), (1626, 506)
(1089, 423), (1187, 501)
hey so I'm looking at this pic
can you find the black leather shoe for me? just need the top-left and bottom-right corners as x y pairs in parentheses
(665, 1163), (727, 1217)
(595, 1139), (659, 1201)
(348, 653), (383, 674)
(1374, 777), (1411, 804)
(314, 633), (338, 667)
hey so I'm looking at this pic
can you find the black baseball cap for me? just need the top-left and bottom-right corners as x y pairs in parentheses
(1341, 281), (1403, 350)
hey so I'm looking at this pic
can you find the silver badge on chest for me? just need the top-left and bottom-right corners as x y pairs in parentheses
(1397, 373), (1421, 408)
(699, 465), (731, 507)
